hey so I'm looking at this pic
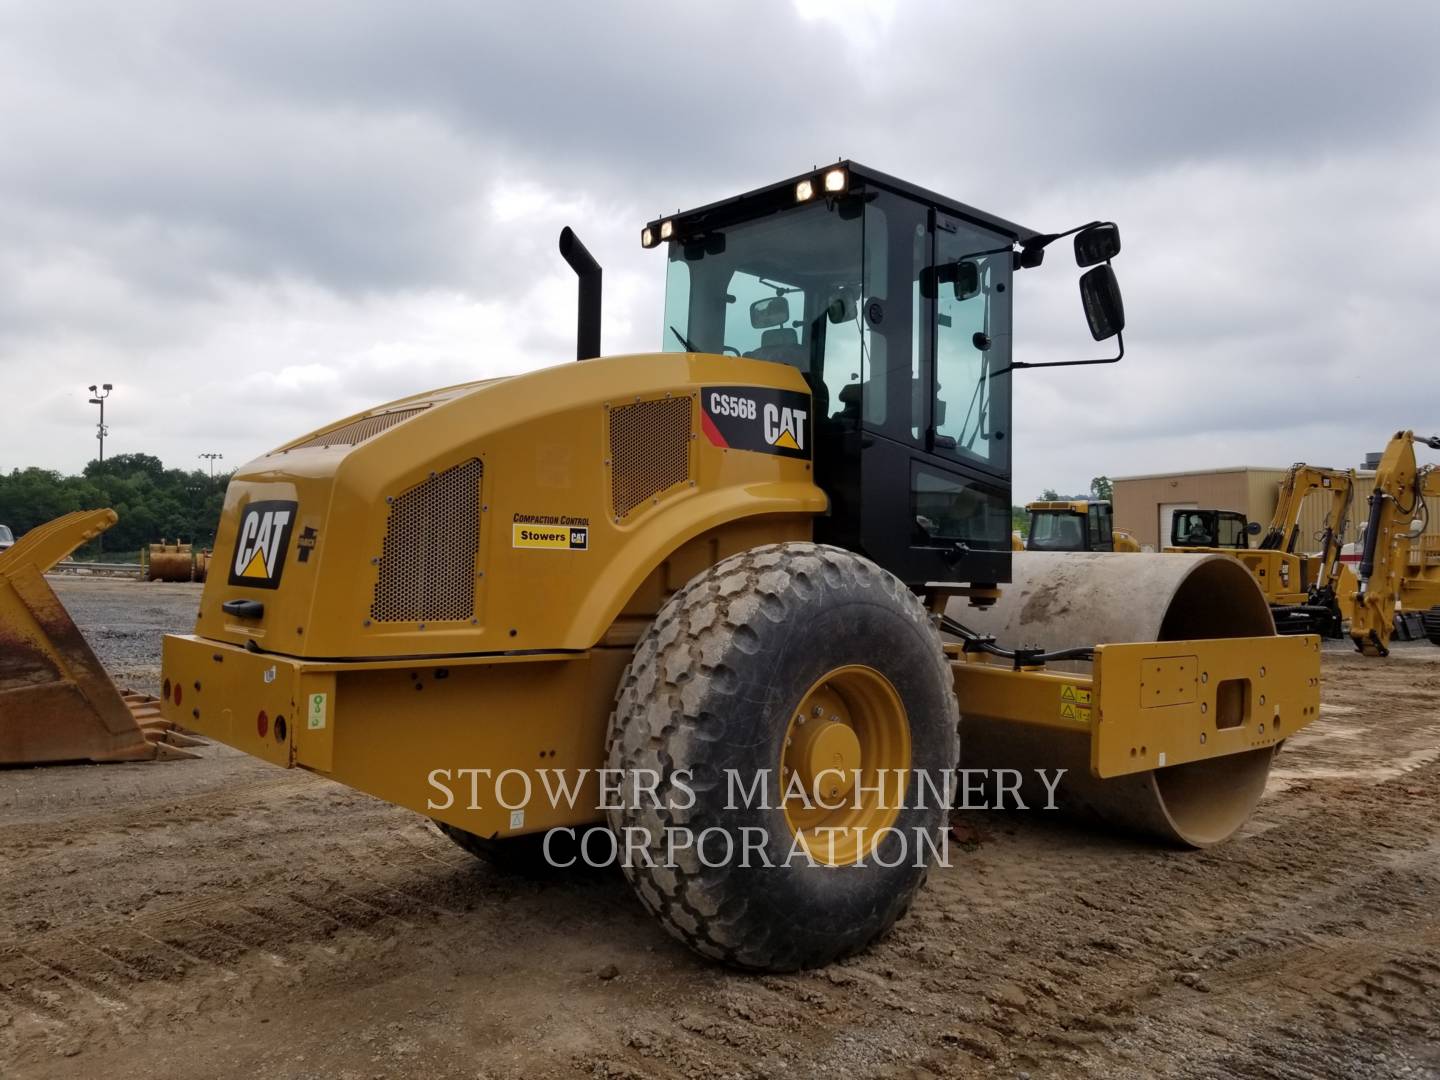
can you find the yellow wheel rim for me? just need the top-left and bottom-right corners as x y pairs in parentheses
(782, 665), (912, 866)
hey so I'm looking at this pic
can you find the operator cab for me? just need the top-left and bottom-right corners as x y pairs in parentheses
(1170, 509), (1253, 549)
(644, 162), (1124, 588)
(1027, 500), (1116, 552)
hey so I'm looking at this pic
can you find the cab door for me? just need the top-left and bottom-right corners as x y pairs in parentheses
(853, 197), (1016, 588)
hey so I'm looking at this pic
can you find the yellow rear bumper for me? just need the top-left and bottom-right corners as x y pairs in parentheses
(160, 633), (629, 839)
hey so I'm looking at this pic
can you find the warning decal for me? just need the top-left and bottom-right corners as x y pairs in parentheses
(1059, 683), (1092, 723)
(701, 386), (810, 459)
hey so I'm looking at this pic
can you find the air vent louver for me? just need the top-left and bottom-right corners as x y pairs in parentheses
(609, 397), (693, 519)
(369, 458), (482, 623)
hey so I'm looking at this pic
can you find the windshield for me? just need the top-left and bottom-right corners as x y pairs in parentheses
(1027, 510), (1085, 551)
(663, 202), (864, 423)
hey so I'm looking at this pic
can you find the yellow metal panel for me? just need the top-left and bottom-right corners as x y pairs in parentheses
(1139, 656), (1197, 708)
(162, 633), (627, 838)
(190, 353), (825, 662)
(1091, 634), (1320, 778)
(161, 634), (300, 768)
(951, 661), (1098, 736)
(950, 632), (1321, 780)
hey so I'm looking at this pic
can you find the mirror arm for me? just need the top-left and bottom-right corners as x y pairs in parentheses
(994, 331), (1124, 376)
(1019, 220), (1101, 258)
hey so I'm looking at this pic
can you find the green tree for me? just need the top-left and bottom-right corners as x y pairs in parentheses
(1090, 475), (1113, 501)
(0, 455), (229, 559)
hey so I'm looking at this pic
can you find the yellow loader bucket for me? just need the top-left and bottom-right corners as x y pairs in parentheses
(0, 510), (196, 764)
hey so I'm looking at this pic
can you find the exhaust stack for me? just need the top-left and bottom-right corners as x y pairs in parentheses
(559, 227), (601, 361)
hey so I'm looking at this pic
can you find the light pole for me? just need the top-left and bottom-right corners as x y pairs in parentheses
(87, 383), (112, 464)
(199, 451), (224, 479)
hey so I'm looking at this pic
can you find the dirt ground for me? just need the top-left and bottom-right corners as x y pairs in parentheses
(3, 576), (1439, 1079)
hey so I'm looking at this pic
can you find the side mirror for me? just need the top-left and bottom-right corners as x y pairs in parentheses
(750, 296), (790, 329)
(1074, 223), (1121, 267)
(1079, 265), (1125, 341)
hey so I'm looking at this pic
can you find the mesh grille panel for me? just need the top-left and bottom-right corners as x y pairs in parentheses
(370, 458), (482, 623)
(287, 406), (429, 451)
(609, 397), (693, 519)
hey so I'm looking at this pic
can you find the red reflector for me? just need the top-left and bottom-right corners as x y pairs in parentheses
(257, 710), (269, 738)
(173, 683), (183, 706)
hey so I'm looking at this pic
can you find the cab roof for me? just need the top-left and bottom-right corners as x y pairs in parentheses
(645, 161), (1039, 248)
(1027, 500), (1104, 514)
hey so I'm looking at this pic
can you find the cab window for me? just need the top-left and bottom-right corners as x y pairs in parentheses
(931, 218), (1011, 473)
(1217, 514), (1247, 547)
(1087, 504), (1113, 550)
(724, 270), (804, 361)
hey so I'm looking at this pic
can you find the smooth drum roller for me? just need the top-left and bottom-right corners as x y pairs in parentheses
(954, 552), (1280, 847)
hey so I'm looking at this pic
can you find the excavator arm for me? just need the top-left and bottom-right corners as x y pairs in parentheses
(1259, 463), (1356, 568)
(1349, 431), (1440, 656)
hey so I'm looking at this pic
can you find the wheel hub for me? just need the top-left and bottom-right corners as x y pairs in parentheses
(782, 665), (912, 865)
(785, 713), (862, 802)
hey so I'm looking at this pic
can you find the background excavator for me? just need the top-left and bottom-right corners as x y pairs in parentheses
(1022, 483), (1352, 637)
(1349, 430), (1440, 656)
(1165, 464), (1358, 638)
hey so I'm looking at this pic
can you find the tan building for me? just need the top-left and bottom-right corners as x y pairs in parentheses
(1112, 466), (1398, 552)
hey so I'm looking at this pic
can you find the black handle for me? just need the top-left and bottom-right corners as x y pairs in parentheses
(221, 599), (265, 619)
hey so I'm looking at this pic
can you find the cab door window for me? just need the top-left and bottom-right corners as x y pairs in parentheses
(1087, 504), (1113, 550)
(931, 216), (1011, 473)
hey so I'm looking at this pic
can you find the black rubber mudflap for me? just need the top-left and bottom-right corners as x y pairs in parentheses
(1423, 606), (1440, 647)
(1394, 611), (1427, 642)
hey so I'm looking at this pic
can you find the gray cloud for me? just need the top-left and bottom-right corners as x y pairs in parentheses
(0, 0), (1436, 503)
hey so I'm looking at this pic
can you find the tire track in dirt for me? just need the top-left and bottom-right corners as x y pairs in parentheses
(7, 579), (1440, 1079)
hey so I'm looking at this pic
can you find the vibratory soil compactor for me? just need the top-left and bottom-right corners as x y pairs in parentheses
(161, 164), (1321, 970)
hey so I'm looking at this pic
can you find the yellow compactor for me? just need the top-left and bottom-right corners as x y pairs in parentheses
(160, 164), (1320, 970)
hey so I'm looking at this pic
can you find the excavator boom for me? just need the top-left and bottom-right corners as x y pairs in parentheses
(1349, 431), (1440, 655)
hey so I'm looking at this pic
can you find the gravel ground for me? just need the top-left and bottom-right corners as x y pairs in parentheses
(2, 576), (1438, 1079)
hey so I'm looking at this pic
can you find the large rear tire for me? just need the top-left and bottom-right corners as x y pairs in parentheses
(605, 542), (959, 971)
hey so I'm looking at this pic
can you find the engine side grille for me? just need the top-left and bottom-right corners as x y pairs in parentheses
(608, 397), (694, 520)
(370, 458), (482, 624)
(286, 406), (429, 451)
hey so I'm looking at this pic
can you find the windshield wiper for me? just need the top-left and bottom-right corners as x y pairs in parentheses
(670, 325), (699, 352)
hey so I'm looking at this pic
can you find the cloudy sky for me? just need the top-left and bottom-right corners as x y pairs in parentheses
(1, 0), (1436, 500)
